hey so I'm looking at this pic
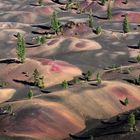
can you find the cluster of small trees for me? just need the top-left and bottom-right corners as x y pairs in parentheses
(60, 70), (102, 90)
(61, 80), (69, 88)
(16, 11), (62, 62)
(26, 69), (45, 100)
(33, 69), (45, 89)
(87, 10), (102, 35)
(87, 1), (131, 35)
(83, 70), (92, 81)
(36, 35), (48, 44)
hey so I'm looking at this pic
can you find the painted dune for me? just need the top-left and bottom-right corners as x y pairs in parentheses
(0, 81), (140, 139)
(0, 0), (140, 140)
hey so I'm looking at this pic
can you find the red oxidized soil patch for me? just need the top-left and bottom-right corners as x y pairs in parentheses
(19, 12), (34, 24)
(114, 0), (138, 7)
(0, 105), (82, 139)
(36, 7), (53, 15)
(75, 41), (86, 48)
(111, 87), (130, 99)
(40, 59), (74, 67)
(40, 59), (53, 65)
(38, 59), (76, 72)
(50, 64), (61, 72)
(127, 12), (140, 23)
(111, 86), (140, 108)
(112, 12), (140, 23)
(75, 23), (91, 34)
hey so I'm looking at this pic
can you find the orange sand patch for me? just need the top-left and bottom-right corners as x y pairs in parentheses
(0, 88), (15, 103)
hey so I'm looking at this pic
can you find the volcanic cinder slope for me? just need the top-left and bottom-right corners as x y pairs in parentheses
(0, 0), (140, 140)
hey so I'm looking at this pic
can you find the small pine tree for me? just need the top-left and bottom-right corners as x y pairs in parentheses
(16, 32), (26, 63)
(124, 97), (128, 106)
(33, 69), (40, 86)
(38, 76), (45, 89)
(61, 80), (68, 88)
(38, 0), (43, 5)
(73, 77), (79, 84)
(88, 9), (94, 28)
(96, 26), (102, 34)
(138, 40), (140, 49)
(123, 15), (130, 33)
(85, 70), (92, 81)
(65, 0), (72, 10)
(107, 3), (112, 19)
(96, 72), (102, 85)
(124, 0), (128, 4)
(76, 0), (80, 11)
(128, 113), (137, 132)
(51, 11), (61, 34)
(134, 75), (140, 85)
(136, 54), (140, 63)
(28, 89), (33, 99)
(101, 0), (106, 5)
(36, 35), (47, 44)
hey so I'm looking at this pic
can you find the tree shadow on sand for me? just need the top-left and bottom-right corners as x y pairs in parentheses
(26, 43), (40, 48)
(67, 112), (132, 140)
(31, 31), (48, 35)
(52, 0), (65, 5)
(31, 25), (51, 30)
(93, 15), (107, 20)
(29, 3), (41, 6)
(13, 79), (34, 86)
(128, 45), (139, 49)
(0, 59), (20, 64)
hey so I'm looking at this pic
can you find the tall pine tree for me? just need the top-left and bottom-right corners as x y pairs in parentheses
(16, 32), (26, 63)
(107, 3), (112, 19)
(123, 15), (130, 33)
(51, 11), (61, 34)
(101, 0), (106, 6)
(88, 9), (94, 28)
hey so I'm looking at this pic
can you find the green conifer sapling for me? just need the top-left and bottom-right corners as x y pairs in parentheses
(96, 26), (102, 34)
(123, 15), (130, 33)
(28, 89), (33, 99)
(51, 11), (61, 34)
(107, 3), (112, 19)
(16, 32), (26, 63)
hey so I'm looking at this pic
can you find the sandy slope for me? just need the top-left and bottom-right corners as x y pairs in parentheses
(0, 80), (140, 140)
